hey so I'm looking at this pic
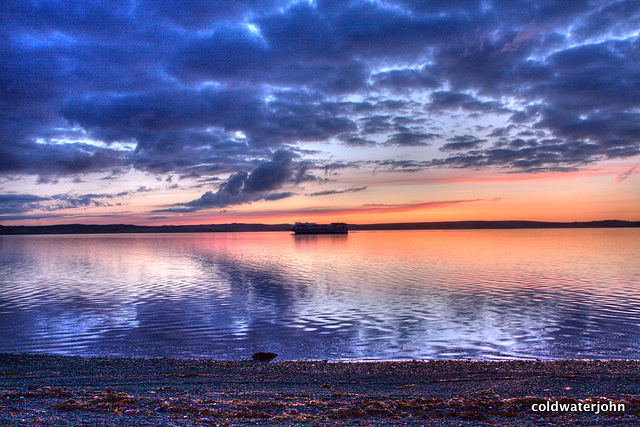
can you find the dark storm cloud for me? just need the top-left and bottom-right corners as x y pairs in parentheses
(1, 0), (640, 196)
(243, 150), (308, 192)
(488, 126), (517, 138)
(429, 139), (610, 172)
(429, 91), (508, 113)
(329, 0), (485, 59)
(440, 135), (487, 151)
(141, 0), (287, 28)
(0, 141), (128, 175)
(503, 138), (538, 149)
(175, 3), (369, 94)
(360, 115), (394, 135)
(543, 40), (640, 112)
(263, 191), (295, 201)
(571, 0), (640, 41)
(385, 132), (438, 147)
(59, 85), (358, 175)
(509, 111), (532, 124)
(337, 133), (377, 147)
(357, 113), (427, 136)
(61, 87), (265, 144)
(158, 150), (310, 211)
(370, 67), (440, 90)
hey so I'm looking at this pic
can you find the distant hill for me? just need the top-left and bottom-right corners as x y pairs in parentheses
(350, 220), (640, 230)
(0, 220), (638, 235)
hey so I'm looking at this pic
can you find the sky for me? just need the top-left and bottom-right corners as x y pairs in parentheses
(1, 0), (639, 225)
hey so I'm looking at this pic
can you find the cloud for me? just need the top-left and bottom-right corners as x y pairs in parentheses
(370, 67), (440, 90)
(161, 150), (311, 211)
(222, 197), (496, 218)
(322, 161), (362, 175)
(359, 115), (394, 135)
(375, 159), (431, 173)
(440, 135), (487, 151)
(1, 0), (639, 188)
(385, 132), (437, 146)
(338, 133), (377, 147)
(309, 186), (368, 197)
(487, 125), (518, 138)
(0, 194), (50, 215)
(0, 213), (70, 221)
(571, 1), (640, 41)
(430, 139), (605, 172)
(615, 164), (639, 183)
(360, 199), (489, 212)
(0, 140), (128, 176)
(0, 187), (156, 217)
(263, 191), (295, 201)
(429, 91), (509, 113)
(141, 0), (287, 28)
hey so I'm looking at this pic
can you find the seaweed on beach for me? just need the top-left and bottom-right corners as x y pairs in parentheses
(2, 355), (640, 426)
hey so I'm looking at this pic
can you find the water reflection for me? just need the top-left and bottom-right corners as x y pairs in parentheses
(0, 230), (639, 360)
(292, 233), (349, 246)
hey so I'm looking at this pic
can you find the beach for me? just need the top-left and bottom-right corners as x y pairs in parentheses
(1, 354), (639, 426)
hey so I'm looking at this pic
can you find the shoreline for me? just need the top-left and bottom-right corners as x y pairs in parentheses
(1, 219), (639, 235)
(2, 354), (639, 426)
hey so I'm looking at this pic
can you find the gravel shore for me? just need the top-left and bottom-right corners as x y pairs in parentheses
(1, 354), (639, 426)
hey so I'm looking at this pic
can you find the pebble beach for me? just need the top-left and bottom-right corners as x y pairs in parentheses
(1, 354), (639, 426)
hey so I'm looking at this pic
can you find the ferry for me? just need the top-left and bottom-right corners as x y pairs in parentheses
(290, 222), (348, 234)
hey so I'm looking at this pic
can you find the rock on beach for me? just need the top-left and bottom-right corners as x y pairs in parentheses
(252, 352), (278, 362)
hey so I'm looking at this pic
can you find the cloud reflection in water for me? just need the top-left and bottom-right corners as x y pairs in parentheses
(0, 230), (639, 360)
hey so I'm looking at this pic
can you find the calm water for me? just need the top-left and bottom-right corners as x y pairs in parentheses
(1, 229), (639, 360)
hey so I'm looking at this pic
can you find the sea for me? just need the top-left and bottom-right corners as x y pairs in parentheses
(1, 229), (639, 360)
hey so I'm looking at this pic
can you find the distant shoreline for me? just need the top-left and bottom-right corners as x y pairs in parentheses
(1, 219), (639, 235)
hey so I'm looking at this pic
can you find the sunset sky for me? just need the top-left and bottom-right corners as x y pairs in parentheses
(1, 0), (639, 225)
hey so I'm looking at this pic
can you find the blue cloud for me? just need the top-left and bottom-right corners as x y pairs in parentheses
(0, 0), (638, 193)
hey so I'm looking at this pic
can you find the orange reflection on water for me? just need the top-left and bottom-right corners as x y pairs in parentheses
(328, 228), (640, 296)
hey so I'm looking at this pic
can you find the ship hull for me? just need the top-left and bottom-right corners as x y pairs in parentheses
(290, 222), (348, 234)
(292, 228), (348, 234)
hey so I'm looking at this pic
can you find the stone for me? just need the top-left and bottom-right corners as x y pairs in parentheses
(252, 352), (278, 362)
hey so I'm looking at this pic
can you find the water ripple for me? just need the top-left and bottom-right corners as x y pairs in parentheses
(1, 229), (639, 360)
